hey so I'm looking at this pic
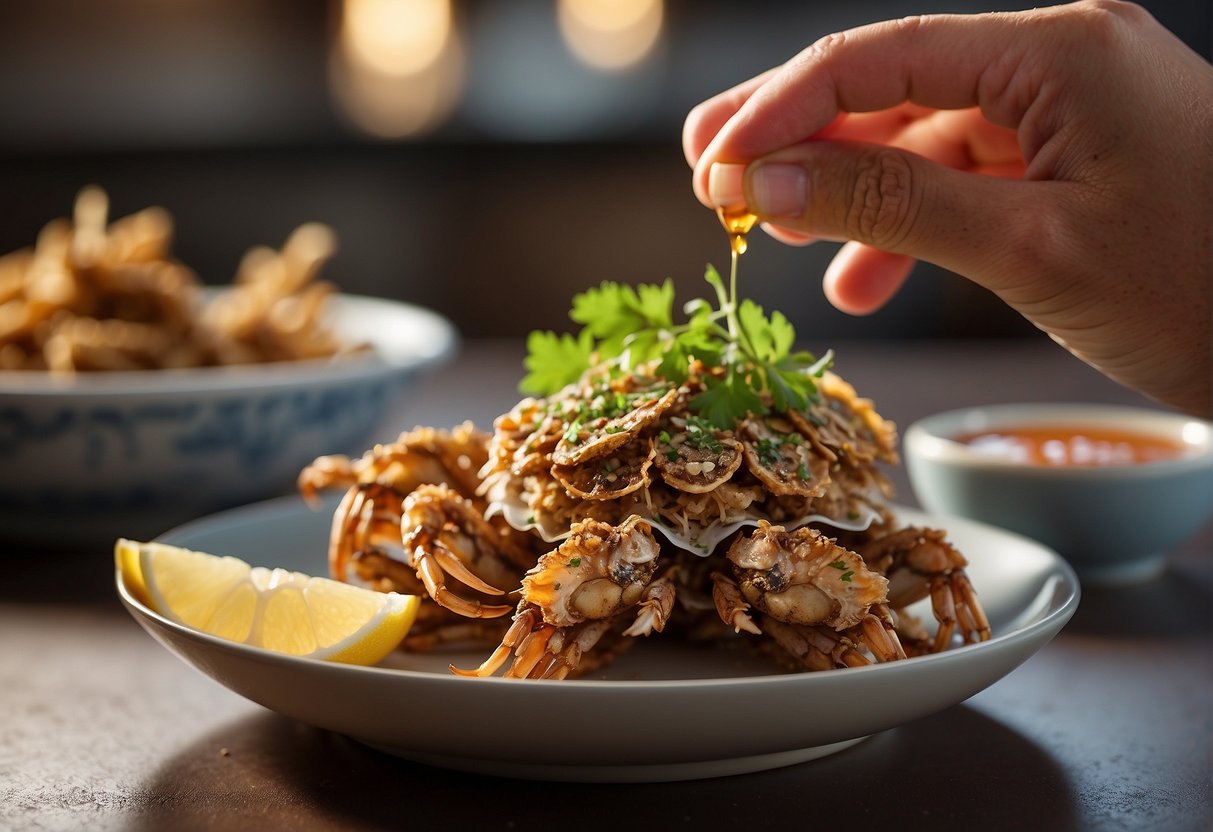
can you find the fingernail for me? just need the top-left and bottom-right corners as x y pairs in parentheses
(708, 163), (746, 209)
(750, 163), (807, 219)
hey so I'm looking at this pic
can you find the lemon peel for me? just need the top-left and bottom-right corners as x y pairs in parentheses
(115, 538), (418, 665)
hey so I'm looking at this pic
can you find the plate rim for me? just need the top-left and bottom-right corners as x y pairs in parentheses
(118, 494), (1081, 692)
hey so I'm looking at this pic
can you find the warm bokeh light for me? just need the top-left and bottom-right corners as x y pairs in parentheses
(557, 0), (663, 72)
(1182, 420), (1209, 446)
(341, 0), (452, 77)
(330, 0), (463, 138)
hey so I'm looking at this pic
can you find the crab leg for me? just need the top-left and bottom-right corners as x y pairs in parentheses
(328, 486), (361, 581)
(449, 605), (543, 677)
(403, 619), (509, 652)
(507, 621), (561, 678)
(299, 453), (356, 506)
(929, 576), (960, 652)
(952, 572), (991, 644)
(710, 571), (761, 635)
(865, 527), (992, 650)
(349, 549), (426, 595)
(623, 570), (678, 637)
(762, 604), (906, 671)
(329, 483), (403, 581)
(422, 541), (511, 596)
(524, 619), (616, 680)
(414, 554), (514, 618)
(858, 604), (907, 662)
(762, 617), (873, 671)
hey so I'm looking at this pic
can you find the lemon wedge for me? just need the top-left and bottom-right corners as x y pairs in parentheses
(115, 538), (419, 665)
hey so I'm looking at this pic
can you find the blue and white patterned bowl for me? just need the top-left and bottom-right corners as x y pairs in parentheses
(0, 293), (456, 548)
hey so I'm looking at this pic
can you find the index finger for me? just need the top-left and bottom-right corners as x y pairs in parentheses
(691, 8), (1052, 204)
(682, 67), (779, 168)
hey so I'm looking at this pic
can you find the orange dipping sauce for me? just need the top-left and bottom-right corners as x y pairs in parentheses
(954, 425), (1191, 467)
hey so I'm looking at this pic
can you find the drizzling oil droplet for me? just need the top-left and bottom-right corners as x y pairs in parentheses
(716, 206), (758, 256)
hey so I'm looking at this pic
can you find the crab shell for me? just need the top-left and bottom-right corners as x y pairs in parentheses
(480, 368), (895, 557)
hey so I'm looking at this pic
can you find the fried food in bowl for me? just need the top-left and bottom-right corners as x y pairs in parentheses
(0, 188), (456, 546)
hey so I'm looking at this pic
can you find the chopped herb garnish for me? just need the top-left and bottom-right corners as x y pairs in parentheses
(604, 425), (625, 434)
(568, 557), (582, 568)
(755, 438), (782, 466)
(577, 389), (633, 422)
(685, 418), (724, 453)
(840, 570), (854, 583)
(519, 268), (834, 429)
(658, 430), (672, 446)
(797, 462), (810, 481)
(828, 560), (847, 570)
(563, 419), (583, 445)
(665, 449), (680, 461)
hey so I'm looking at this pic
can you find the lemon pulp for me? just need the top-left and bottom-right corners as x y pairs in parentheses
(115, 539), (419, 665)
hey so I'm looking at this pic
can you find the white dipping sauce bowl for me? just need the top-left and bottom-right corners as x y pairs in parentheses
(904, 403), (1213, 585)
(0, 293), (456, 548)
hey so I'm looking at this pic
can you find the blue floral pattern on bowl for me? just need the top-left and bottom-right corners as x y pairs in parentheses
(0, 294), (455, 547)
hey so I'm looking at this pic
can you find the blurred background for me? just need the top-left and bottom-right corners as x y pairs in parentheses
(0, 0), (1207, 347)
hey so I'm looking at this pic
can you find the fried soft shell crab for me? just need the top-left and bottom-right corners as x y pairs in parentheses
(299, 274), (990, 678)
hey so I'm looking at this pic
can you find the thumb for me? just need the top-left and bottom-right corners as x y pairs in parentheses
(711, 141), (1043, 293)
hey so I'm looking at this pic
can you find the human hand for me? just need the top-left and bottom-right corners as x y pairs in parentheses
(683, 0), (1213, 417)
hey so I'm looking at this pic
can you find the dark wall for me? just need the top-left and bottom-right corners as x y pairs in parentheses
(0, 0), (1206, 346)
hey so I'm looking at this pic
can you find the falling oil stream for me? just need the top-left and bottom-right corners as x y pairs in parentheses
(717, 205), (757, 256)
(716, 206), (758, 338)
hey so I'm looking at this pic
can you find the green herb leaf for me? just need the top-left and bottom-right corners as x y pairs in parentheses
(656, 336), (693, 383)
(571, 280), (674, 360)
(520, 261), (835, 430)
(767, 364), (814, 413)
(736, 299), (793, 365)
(562, 419), (583, 445)
(691, 372), (764, 429)
(520, 329), (594, 395)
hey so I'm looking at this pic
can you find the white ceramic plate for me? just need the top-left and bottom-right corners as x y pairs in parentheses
(118, 496), (1079, 782)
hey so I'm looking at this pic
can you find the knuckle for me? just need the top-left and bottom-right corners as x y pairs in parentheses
(1062, 0), (1144, 45)
(791, 30), (848, 70)
(891, 14), (931, 36)
(1077, 0), (1143, 18)
(844, 150), (919, 249)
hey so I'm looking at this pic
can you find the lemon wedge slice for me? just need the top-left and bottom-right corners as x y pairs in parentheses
(116, 538), (419, 665)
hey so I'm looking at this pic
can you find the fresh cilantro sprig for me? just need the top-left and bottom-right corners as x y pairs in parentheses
(521, 329), (595, 398)
(520, 266), (833, 428)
